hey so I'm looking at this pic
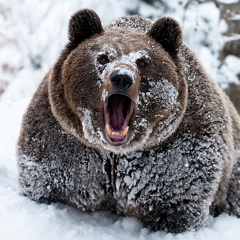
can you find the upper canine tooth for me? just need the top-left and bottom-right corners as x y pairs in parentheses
(121, 126), (129, 136)
(106, 124), (113, 135)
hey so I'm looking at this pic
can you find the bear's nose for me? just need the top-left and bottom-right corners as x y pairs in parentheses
(110, 70), (134, 91)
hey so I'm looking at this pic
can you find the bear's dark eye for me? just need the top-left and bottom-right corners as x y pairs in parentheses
(137, 59), (147, 69)
(98, 55), (110, 65)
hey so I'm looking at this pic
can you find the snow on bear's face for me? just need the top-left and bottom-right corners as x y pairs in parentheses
(61, 31), (187, 153)
(49, 11), (188, 153)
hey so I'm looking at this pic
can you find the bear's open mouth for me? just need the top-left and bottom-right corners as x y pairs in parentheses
(104, 94), (134, 146)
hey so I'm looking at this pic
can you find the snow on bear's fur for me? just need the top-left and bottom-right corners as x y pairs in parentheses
(17, 9), (240, 233)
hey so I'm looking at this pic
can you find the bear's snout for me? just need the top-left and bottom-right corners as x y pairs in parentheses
(102, 67), (138, 147)
(110, 70), (134, 91)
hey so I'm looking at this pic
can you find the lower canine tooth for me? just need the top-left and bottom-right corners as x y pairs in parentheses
(121, 126), (129, 136)
(106, 124), (113, 135)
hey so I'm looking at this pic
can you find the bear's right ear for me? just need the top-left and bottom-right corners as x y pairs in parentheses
(147, 17), (182, 56)
(68, 9), (104, 45)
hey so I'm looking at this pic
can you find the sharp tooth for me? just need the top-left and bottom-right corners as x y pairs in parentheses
(107, 125), (129, 136)
(121, 126), (129, 136)
(112, 132), (121, 135)
(106, 124), (113, 135)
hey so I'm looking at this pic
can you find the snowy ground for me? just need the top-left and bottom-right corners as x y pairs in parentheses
(1, 0), (240, 239)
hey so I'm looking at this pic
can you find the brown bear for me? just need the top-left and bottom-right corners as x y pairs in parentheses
(18, 9), (240, 233)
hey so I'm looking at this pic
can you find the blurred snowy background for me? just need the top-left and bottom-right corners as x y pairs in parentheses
(0, 0), (240, 239)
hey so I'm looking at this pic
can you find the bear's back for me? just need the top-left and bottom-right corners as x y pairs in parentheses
(105, 15), (152, 33)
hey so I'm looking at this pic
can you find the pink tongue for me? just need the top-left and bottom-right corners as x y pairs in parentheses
(111, 100), (125, 131)
(109, 133), (125, 141)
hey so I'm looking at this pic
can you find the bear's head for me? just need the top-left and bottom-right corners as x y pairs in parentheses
(49, 9), (187, 153)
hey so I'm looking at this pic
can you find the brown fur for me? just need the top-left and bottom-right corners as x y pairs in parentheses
(18, 9), (240, 233)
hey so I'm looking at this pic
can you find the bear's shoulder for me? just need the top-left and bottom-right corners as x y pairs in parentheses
(104, 15), (152, 33)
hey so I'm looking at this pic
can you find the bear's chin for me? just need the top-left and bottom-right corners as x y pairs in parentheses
(104, 93), (135, 146)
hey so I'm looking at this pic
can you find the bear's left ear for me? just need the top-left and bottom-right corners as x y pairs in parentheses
(68, 9), (104, 45)
(147, 17), (182, 56)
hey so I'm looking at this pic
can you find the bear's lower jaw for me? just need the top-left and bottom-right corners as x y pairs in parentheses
(105, 124), (129, 146)
(104, 93), (134, 146)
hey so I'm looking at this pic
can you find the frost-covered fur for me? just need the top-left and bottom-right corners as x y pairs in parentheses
(18, 9), (240, 233)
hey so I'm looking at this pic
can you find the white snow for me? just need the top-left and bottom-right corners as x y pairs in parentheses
(1, 0), (240, 239)
(223, 34), (240, 42)
(78, 106), (106, 146)
(217, 0), (239, 3)
(218, 55), (240, 88)
(230, 14), (240, 20)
